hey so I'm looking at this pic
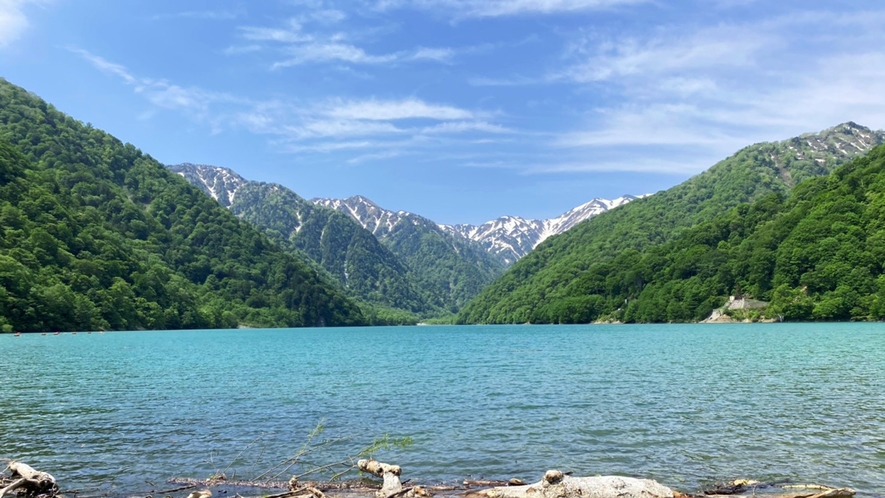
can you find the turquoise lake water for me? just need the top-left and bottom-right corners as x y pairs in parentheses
(1, 323), (884, 496)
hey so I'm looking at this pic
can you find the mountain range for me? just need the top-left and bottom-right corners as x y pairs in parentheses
(173, 165), (641, 266)
(478, 138), (885, 323)
(438, 196), (640, 264)
(171, 163), (641, 316)
(171, 164), (501, 316)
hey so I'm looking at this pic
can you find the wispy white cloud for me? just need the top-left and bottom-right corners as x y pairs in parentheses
(68, 47), (137, 84)
(233, 15), (455, 68)
(346, 150), (404, 164)
(421, 120), (512, 134)
(238, 25), (312, 43)
(70, 47), (247, 127)
(554, 25), (770, 83)
(238, 97), (513, 157)
(223, 44), (262, 55)
(324, 98), (472, 121)
(282, 140), (379, 153)
(0, 0), (35, 48)
(262, 40), (458, 68)
(526, 9), (885, 174)
(375, 0), (647, 18)
(150, 9), (244, 21)
(272, 42), (399, 67)
(71, 47), (512, 161)
(286, 119), (404, 139)
(411, 46), (454, 62)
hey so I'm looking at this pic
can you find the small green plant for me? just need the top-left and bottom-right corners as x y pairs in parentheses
(358, 434), (414, 459)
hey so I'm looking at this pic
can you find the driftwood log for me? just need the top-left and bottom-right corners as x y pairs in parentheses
(357, 460), (428, 498)
(468, 472), (856, 498)
(0, 461), (57, 498)
(466, 470), (687, 498)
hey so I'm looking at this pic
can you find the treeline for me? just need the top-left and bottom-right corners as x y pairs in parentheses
(458, 123), (885, 324)
(463, 144), (885, 323)
(0, 79), (366, 332)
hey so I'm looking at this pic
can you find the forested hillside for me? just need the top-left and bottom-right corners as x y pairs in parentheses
(459, 123), (885, 323)
(382, 213), (504, 312)
(480, 144), (885, 323)
(0, 79), (366, 332)
(228, 182), (438, 314)
(315, 196), (506, 312)
(170, 164), (471, 319)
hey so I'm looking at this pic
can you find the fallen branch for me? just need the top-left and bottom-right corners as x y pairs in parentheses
(702, 480), (856, 498)
(0, 478), (26, 498)
(0, 461), (58, 498)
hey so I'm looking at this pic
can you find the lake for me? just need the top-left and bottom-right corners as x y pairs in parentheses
(1, 324), (883, 496)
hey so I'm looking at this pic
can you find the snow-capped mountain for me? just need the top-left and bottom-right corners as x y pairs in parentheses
(441, 196), (641, 264)
(168, 163), (247, 207)
(312, 195), (506, 308)
(312, 195), (413, 238)
(313, 194), (644, 265)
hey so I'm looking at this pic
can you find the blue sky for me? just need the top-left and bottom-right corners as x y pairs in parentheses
(2, 0), (885, 225)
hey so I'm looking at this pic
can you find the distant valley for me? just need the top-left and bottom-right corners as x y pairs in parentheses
(170, 163), (638, 318)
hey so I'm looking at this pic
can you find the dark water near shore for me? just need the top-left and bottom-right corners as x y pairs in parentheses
(2, 324), (884, 496)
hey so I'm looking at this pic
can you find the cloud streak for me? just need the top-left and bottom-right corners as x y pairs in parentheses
(375, 0), (648, 18)
(72, 48), (512, 161)
(150, 9), (244, 21)
(232, 15), (455, 69)
(70, 47), (247, 130)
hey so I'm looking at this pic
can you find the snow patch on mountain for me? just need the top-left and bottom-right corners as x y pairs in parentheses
(313, 195), (416, 238)
(314, 194), (646, 266)
(168, 163), (247, 207)
(440, 195), (645, 264)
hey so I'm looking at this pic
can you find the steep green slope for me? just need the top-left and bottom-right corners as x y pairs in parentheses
(518, 144), (885, 323)
(459, 123), (885, 324)
(230, 182), (436, 314)
(383, 214), (504, 312)
(315, 196), (506, 312)
(168, 164), (444, 319)
(0, 79), (365, 332)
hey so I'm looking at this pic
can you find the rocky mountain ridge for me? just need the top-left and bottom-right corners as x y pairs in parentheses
(169, 163), (247, 207)
(312, 195), (642, 264)
(440, 196), (640, 264)
(312, 195), (414, 238)
(170, 163), (642, 265)
(169, 164), (503, 315)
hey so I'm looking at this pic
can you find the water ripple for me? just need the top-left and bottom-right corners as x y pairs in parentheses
(1, 324), (884, 496)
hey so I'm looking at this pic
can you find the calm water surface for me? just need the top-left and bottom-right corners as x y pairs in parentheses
(1, 324), (884, 496)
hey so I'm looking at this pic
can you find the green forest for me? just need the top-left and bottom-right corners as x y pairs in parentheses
(460, 143), (885, 324)
(458, 123), (885, 324)
(174, 165), (503, 321)
(229, 182), (437, 318)
(0, 79), (367, 332)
